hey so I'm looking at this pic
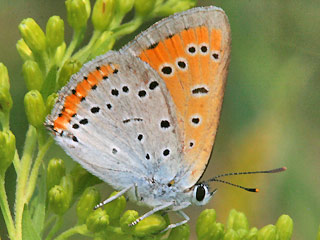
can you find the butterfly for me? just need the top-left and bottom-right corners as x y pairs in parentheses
(46, 6), (285, 231)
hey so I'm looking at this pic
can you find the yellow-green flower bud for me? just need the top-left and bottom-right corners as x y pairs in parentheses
(46, 16), (64, 50)
(46, 93), (58, 115)
(57, 59), (82, 89)
(46, 158), (66, 191)
(133, 213), (167, 237)
(86, 208), (109, 232)
(0, 86), (13, 114)
(16, 39), (34, 61)
(92, 0), (115, 31)
(258, 225), (279, 240)
(19, 18), (46, 54)
(246, 227), (258, 240)
(0, 63), (10, 90)
(70, 164), (102, 195)
(167, 224), (190, 240)
(134, 0), (156, 17)
(197, 209), (224, 240)
(77, 187), (100, 224)
(115, 0), (134, 17)
(104, 191), (126, 220)
(317, 225), (320, 240)
(276, 215), (293, 240)
(120, 210), (139, 234)
(24, 90), (46, 128)
(0, 130), (16, 175)
(65, 0), (90, 30)
(237, 229), (248, 239)
(60, 174), (73, 204)
(155, 0), (196, 17)
(48, 185), (69, 215)
(224, 229), (240, 240)
(22, 60), (43, 91)
(54, 42), (66, 65)
(227, 209), (249, 231)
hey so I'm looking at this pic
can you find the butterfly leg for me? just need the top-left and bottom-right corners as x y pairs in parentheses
(129, 202), (174, 226)
(160, 210), (190, 232)
(94, 184), (134, 209)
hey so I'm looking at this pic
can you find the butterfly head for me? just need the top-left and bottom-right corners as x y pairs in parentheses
(189, 183), (217, 206)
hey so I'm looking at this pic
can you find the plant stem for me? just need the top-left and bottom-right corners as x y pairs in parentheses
(0, 175), (16, 239)
(25, 137), (53, 202)
(12, 150), (20, 174)
(112, 17), (143, 40)
(72, 30), (102, 64)
(14, 125), (37, 239)
(54, 224), (89, 240)
(45, 216), (64, 240)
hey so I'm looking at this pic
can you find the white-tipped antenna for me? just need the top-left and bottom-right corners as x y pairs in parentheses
(206, 167), (287, 193)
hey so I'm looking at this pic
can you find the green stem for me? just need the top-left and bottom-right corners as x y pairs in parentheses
(60, 29), (85, 67)
(25, 138), (53, 202)
(0, 175), (16, 239)
(72, 30), (102, 64)
(0, 112), (10, 131)
(54, 224), (89, 240)
(45, 216), (64, 240)
(112, 17), (144, 39)
(12, 150), (20, 177)
(14, 125), (37, 240)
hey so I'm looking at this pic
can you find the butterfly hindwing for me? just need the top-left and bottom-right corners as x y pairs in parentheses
(46, 51), (187, 190)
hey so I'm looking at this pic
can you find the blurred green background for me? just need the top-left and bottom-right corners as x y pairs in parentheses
(0, 0), (319, 239)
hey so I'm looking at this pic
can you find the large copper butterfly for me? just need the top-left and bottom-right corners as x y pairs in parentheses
(46, 6), (285, 231)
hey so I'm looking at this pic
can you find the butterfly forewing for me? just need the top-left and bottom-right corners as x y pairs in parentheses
(122, 6), (231, 187)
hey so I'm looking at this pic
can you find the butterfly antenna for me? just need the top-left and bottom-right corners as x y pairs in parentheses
(210, 178), (259, 192)
(208, 167), (287, 180)
(206, 167), (287, 193)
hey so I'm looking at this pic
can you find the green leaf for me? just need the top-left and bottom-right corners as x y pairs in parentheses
(22, 204), (41, 240)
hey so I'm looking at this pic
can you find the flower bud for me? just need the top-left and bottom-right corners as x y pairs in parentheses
(0, 86), (13, 114)
(227, 209), (249, 231)
(57, 59), (82, 89)
(48, 185), (69, 215)
(46, 158), (66, 191)
(134, 0), (156, 17)
(133, 213), (168, 237)
(104, 191), (126, 220)
(246, 227), (258, 240)
(60, 174), (73, 204)
(115, 0), (134, 17)
(22, 60), (43, 91)
(24, 90), (46, 128)
(66, 0), (90, 30)
(197, 209), (223, 240)
(224, 229), (240, 240)
(0, 130), (16, 175)
(276, 215), (293, 240)
(70, 164), (102, 196)
(16, 39), (34, 61)
(18, 18), (46, 54)
(77, 187), (100, 224)
(120, 210), (139, 234)
(92, 0), (115, 31)
(46, 16), (64, 50)
(86, 208), (109, 232)
(46, 93), (58, 115)
(258, 224), (279, 240)
(155, 0), (196, 17)
(54, 42), (66, 65)
(167, 224), (190, 240)
(0, 63), (10, 90)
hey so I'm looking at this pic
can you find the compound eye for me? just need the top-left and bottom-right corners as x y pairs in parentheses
(196, 184), (206, 201)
